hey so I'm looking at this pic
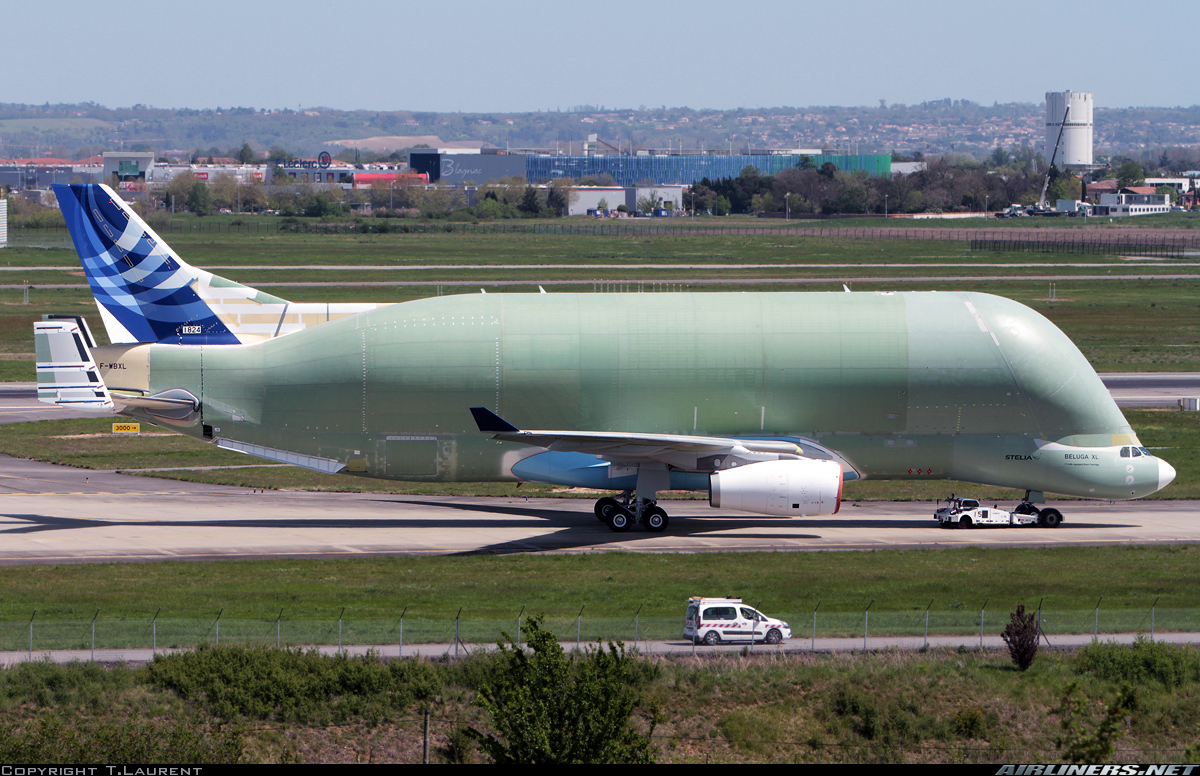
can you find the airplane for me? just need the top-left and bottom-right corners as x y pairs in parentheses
(35, 184), (1175, 533)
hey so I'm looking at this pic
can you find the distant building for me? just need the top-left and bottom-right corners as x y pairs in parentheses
(1145, 177), (1192, 195)
(891, 161), (927, 176)
(566, 186), (626, 216)
(411, 147), (891, 187)
(102, 151), (155, 183)
(1093, 191), (1171, 217)
(0, 159), (102, 189)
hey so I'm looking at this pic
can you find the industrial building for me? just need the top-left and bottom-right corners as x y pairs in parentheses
(409, 147), (892, 187)
(1093, 191), (1171, 217)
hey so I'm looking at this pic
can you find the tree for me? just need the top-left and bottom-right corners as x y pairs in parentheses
(209, 173), (239, 211)
(468, 616), (656, 764)
(1053, 682), (1135, 764)
(1155, 184), (1178, 204)
(545, 178), (576, 217)
(636, 189), (660, 214)
(1001, 604), (1039, 671)
(518, 185), (542, 217)
(1114, 160), (1146, 189)
(163, 172), (196, 212)
(236, 143), (256, 164)
(186, 180), (213, 216)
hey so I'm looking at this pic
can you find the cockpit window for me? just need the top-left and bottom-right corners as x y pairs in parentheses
(1120, 447), (1131, 457)
(1139, 447), (1152, 457)
(1132, 447), (1143, 457)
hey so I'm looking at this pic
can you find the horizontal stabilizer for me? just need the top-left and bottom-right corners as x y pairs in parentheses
(34, 319), (113, 409)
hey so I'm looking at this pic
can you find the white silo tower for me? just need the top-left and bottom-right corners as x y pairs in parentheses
(1045, 91), (1093, 169)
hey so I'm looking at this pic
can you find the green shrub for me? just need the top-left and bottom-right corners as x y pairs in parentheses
(1076, 637), (1200, 689)
(147, 644), (440, 724)
(0, 659), (137, 710)
(0, 713), (247, 764)
(468, 616), (657, 764)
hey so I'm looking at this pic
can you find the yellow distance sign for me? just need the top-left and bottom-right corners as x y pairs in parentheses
(112, 423), (141, 434)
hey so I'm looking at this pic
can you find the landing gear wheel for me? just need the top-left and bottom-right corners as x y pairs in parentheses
(606, 507), (632, 532)
(1039, 508), (1063, 528)
(644, 506), (669, 533)
(959, 515), (973, 528)
(595, 497), (621, 522)
(702, 630), (721, 646)
(765, 628), (783, 645)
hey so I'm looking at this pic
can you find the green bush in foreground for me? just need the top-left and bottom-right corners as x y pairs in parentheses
(147, 643), (441, 724)
(1075, 637), (1200, 689)
(0, 713), (247, 764)
(468, 616), (658, 764)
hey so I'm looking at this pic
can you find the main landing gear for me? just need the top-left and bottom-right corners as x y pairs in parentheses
(594, 492), (669, 533)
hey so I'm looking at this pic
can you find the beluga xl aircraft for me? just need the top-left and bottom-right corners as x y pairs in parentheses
(36, 184), (1174, 532)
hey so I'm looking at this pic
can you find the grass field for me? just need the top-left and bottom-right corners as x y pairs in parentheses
(0, 544), (1195, 624)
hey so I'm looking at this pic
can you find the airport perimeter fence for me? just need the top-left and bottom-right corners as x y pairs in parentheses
(970, 234), (1195, 258)
(0, 603), (1194, 656)
(7, 219), (1200, 249)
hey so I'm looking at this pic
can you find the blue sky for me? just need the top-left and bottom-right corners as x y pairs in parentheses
(12, 0), (1199, 111)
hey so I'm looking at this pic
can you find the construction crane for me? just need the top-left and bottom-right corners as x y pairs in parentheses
(1038, 103), (1071, 210)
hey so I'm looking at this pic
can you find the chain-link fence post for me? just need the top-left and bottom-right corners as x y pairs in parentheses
(980, 597), (989, 649)
(811, 600), (821, 652)
(398, 606), (408, 658)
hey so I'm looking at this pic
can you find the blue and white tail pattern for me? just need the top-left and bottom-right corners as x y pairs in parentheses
(56, 184), (384, 345)
(55, 184), (262, 344)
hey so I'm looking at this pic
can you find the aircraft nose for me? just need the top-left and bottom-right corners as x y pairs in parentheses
(1158, 458), (1177, 492)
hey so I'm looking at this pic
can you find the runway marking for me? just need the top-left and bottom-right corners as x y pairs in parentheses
(0, 491), (212, 496)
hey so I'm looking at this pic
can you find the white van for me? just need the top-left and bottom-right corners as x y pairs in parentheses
(684, 597), (791, 645)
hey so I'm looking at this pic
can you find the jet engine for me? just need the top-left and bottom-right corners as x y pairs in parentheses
(709, 459), (843, 517)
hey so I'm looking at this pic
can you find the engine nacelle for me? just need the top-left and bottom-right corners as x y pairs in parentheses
(709, 459), (843, 517)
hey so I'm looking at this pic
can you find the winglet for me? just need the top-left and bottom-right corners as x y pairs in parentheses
(470, 407), (520, 433)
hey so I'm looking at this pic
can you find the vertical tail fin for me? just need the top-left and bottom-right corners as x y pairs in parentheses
(54, 184), (287, 345)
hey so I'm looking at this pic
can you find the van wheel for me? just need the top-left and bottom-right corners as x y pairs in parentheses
(765, 629), (782, 645)
(702, 630), (721, 646)
(1039, 508), (1063, 528)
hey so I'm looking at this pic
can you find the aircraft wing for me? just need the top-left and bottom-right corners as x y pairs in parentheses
(469, 407), (801, 471)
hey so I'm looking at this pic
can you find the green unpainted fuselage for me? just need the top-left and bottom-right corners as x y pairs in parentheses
(98, 291), (1170, 501)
